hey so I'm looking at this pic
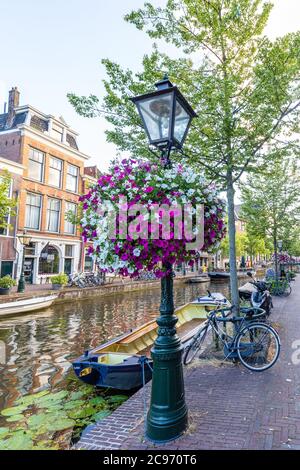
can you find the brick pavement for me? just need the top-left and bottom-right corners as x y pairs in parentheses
(75, 275), (300, 450)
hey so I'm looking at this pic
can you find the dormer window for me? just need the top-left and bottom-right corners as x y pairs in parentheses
(52, 123), (63, 142)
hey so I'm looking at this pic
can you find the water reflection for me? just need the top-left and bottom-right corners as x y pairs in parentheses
(0, 280), (233, 409)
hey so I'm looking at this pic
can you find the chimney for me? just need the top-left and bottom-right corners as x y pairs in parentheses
(5, 87), (20, 129)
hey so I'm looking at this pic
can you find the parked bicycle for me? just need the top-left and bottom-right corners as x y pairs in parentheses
(183, 304), (280, 372)
(67, 271), (105, 288)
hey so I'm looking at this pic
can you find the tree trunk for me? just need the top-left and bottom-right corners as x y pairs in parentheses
(274, 232), (279, 282)
(227, 177), (240, 316)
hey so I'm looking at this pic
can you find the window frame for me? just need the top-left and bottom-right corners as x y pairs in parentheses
(64, 202), (77, 235)
(48, 156), (63, 188)
(66, 164), (79, 193)
(0, 177), (12, 236)
(25, 192), (42, 231)
(28, 148), (45, 182)
(46, 197), (61, 233)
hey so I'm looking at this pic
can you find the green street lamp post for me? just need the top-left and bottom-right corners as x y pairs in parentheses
(131, 76), (197, 442)
(17, 230), (32, 293)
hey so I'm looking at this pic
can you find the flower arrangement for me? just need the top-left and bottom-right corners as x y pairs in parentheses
(0, 275), (16, 289)
(80, 158), (226, 278)
(272, 252), (295, 264)
(51, 273), (68, 286)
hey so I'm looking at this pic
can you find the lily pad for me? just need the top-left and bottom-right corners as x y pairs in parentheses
(0, 427), (10, 438)
(5, 414), (25, 423)
(15, 390), (49, 406)
(27, 412), (75, 434)
(0, 431), (33, 450)
(92, 410), (111, 421)
(69, 391), (85, 400)
(47, 417), (75, 432)
(106, 395), (128, 405)
(64, 400), (85, 410)
(88, 396), (106, 407)
(67, 406), (95, 419)
(1, 404), (28, 416)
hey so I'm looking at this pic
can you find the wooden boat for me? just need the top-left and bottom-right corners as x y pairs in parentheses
(186, 276), (210, 284)
(72, 293), (230, 390)
(208, 270), (255, 280)
(0, 295), (58, 317)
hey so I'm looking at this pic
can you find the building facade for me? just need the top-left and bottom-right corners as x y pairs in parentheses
(0, 156), (24, 278)
(0, 87), (93, 284)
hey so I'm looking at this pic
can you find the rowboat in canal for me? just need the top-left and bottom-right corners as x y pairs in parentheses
(72, 293), (229, 390)
(208, 270), (255, 280)
(186, 276), (210, 284)
(0, 295), (58, 317)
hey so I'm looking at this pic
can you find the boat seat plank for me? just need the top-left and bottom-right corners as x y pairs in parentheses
(119, 321), (157, 344)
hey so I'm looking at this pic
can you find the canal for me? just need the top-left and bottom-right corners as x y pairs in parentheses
(0, 279), (236, 410)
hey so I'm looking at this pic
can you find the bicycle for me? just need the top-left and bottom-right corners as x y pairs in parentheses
(183, 305), (280, 372)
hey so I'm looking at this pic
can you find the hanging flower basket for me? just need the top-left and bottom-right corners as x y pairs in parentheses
(79, 159), (226, 278)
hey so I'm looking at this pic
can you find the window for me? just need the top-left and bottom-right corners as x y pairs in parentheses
(46, 198), (61, 232)
(52, 124), (63, 142)
(39, 245), (60, 274)
(64, 245), (74, 274)
(0, 261), (13, 278)
(49, 157), (62, 188)
(25, 193), (42, 230)
(65, 245), (73, 257)
(84, 251), (94, 272)
(28, 148), (44, 182)
(64, 202), (77, 234)
(66, 165), (78, 192)
(0, 177), (12, 235)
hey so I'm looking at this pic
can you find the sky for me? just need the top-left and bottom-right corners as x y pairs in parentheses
(0, 0), (299, 171)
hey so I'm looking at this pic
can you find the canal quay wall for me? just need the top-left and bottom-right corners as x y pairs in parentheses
(75, 274), (300, 451)
(0, 273), (205, 306)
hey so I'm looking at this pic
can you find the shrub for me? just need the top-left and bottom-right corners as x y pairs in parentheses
(51, 273), (68, 285)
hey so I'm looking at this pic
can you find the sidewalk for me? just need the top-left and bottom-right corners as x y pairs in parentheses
(76, 275), (300, 450)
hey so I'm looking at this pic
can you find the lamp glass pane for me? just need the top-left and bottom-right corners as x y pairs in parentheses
(173, 99), (191, 144)
(137, 93), (172, 142)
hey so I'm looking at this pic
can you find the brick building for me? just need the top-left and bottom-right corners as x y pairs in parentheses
(0, 87), (95, 284)
(0, 156), (24, 278)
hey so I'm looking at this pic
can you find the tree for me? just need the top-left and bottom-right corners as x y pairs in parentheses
(68, 0), (300, 314)
(0, 171), (16, 232)
(240, 156), (300, 277)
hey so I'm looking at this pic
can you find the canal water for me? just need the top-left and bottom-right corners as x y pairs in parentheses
(0, 279), (238, 410)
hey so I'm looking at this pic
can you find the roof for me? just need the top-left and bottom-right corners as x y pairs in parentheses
(0, 112), (27, 131)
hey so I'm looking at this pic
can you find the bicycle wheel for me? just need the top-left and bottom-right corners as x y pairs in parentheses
(183, 326), (209, 365)
(236, 323), (280, 372)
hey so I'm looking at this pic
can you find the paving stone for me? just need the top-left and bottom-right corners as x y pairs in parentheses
(75, 275), (300, 450)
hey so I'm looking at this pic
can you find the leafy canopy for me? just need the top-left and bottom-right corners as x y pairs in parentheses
(68, 0), (300, 186)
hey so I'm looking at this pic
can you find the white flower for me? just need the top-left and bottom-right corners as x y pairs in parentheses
(133, 248), (141, 257)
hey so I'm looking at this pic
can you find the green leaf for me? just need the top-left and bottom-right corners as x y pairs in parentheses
(15, 390), (49, 406)
(5, 414), (25, 423)
(106, 395), (128, 405)
(1, 404), (28, 416)
(0, 427), (10, 438)
(67, 406), (95, 419)
(0, 431), (33, 450)
(88, 396), (107, 408)
(92, 410), (111, 421)
(64, 400), (85, 410)
(47, 417), (75, 432)
(69, 391), (85, 400)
